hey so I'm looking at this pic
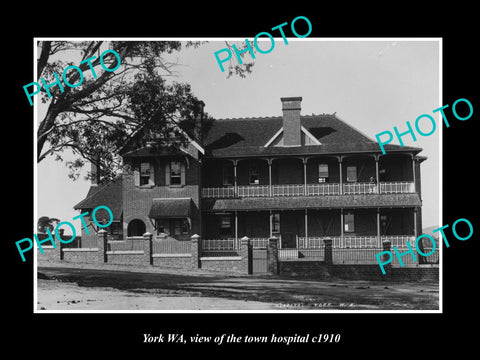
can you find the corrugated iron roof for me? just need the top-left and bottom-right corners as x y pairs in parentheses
(202, 115), (421, 157)
(202, 193), (422, 211)
(148, 198), (193, 218)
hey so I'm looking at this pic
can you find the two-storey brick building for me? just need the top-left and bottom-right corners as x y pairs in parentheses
(74, 96), (426, 263)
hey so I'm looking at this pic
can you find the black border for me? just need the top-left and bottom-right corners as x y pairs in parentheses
(8, 6), (478, 355)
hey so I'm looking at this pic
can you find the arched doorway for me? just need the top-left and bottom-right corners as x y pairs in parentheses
(127, 219), (146, 237)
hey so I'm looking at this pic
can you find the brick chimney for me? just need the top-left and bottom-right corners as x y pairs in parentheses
(281, 97), (302, 146)
(193, 100), (205, 143)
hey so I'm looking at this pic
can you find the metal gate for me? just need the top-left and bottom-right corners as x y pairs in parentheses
(252, 248), (268, 274)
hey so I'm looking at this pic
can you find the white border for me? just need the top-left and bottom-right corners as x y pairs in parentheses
(33, 37), (442, 314)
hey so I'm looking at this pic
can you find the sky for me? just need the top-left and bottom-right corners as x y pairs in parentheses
(36, 38), (440, 234)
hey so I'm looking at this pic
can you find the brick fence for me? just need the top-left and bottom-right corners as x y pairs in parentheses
(38, 231), (252, 274)
(38, 233), (438, 281)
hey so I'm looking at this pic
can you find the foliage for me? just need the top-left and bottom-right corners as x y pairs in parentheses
(37, 40), (253, 184)
(37, 216), (60, 233)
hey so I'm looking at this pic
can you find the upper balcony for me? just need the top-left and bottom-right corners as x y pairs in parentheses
(201, 153), (419, 199)
(202, 181), (415, 198)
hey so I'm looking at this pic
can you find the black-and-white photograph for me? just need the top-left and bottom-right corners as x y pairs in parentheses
(33, 38), (441, 312)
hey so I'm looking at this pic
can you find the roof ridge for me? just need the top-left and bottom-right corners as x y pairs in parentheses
(213, 115), (282, 121)
(213, 114), (338, 121)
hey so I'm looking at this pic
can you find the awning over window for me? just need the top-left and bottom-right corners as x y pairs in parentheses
(148, 198), (193, 218)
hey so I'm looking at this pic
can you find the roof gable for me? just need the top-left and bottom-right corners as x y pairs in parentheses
(264, 125), (322, 147)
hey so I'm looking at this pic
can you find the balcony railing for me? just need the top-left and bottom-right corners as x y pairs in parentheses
(344, 236), (379, 248)
(307, 183), (340, 195)
(202, 187), (236, 198)
(381, 235), (416, 248)
(201, 182), (415, 198)
(201, 237), (281, 250)
(343, 182), (378, 195)
(379, 182), (415, 194)
(272, 184), (304, 196)
(297, 236), (341, 248)
(238, 185), (269, 197)
(297, 235), (415, 249)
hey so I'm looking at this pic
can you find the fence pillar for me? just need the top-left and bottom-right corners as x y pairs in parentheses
(191, 234), (200, 269)
(143, 232), (153, 265)
(323, 237), (333, 265)
(56, 228), (65, 260)
(240, 236), (252, 275)
(382, 240), (392, 277)
(267, 236), (279, 275)
(97, 229), (108, 263)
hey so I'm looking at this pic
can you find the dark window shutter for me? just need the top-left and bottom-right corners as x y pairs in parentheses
(148, 162), (155, 186)
(165, 162), (171, 186)
(181, 162), (186, 186)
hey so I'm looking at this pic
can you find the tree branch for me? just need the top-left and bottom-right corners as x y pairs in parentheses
(37, 41), (52, 81)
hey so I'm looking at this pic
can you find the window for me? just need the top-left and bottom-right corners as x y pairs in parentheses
(220, 215), (232, 236)
(172, 219), (189, 235)
(346, 166), (357, 182)
(272, 212), (280, 233)
(249, 164), (259, 185)
(318, 163), (329, 183)
(344, 212), (355, 232)
(222, 164), (234, 186)
(156, 219), (189, 236)
(140, 162), (151, 186)
(156, 219), (169, 235)
(170, 161), (182, 185)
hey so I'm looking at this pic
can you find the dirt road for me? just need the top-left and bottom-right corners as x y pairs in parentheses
(37, 262), (439, 311)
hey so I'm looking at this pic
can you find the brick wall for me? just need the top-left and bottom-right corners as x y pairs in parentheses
(152, 254), (192, 269)
(344, 209), (376, 235)
(62, 248), (98, 263)
(391, 265), (438, 281)
(37, 246), (61, 262)
(306, 157), (340, 183)
(279, 260), (331, 278)
(79, 226), (98, 248)
(202, 159), (232, 187)
(379, 154), (413, 182)
(342, 157), (376, 182)
(278, 260), (439, 281)
(381, 208), (415, 235)
(236, 159), (269, 186)
(200, 256), (245, 273)
(123, 172), (201, 236)
(105, 251), (146, 265)
(307, 210), (341, 236)
(273, 158), (303, 184)
(239, 212), (270, 238)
